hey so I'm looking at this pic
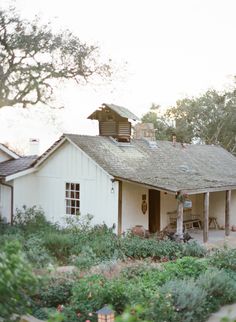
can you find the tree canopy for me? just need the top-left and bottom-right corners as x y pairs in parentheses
(0, 7), (111, 108)
(141, 86), (236, 155)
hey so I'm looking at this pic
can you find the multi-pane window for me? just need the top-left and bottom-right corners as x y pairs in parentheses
(65, 183), (80, 215)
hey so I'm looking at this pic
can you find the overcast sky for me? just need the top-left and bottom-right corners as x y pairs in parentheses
(1, 0), (236, 153)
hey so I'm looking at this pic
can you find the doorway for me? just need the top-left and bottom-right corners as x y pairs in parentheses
(148, 189), (160, 233)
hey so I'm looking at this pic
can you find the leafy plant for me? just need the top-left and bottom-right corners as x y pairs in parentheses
(13, 205), (52, 234)
(0, 241), (37, 320)
(43, 232), (75, 263)
(24, 234), (54, 267)
(65, 213), (94, 234)
(197, 269), (236, 312)
(121, 236), (182, 260)
(73, 246), (98, 270)
(164, 257), (208, 280)
(182, 240), (207, 258)
(116, 305), (150, 322)
(209, 248), (236, 271)
(65, 274), (107, 322)
(161, 279), (207, 322)
(144, 292), (176, 322)
(35, 276), (74, 307)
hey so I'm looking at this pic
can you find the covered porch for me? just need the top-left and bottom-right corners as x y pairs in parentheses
(173, 189), (236, 243)
(119, 180), (236, 243)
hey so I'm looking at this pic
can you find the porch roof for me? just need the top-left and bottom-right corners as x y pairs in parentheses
(0, 155), (37, 178)
(65, 134), (236, 193)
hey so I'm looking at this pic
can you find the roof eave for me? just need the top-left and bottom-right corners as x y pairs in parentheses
(0, 144), (19, 159)
(103, 103), (139, 121)
(5, 167), (36, 182)
(185, 185), (236, 195)
(114, 177), (236, 195)
(113, 176), (177, 194)
(34, 136), (66, 168)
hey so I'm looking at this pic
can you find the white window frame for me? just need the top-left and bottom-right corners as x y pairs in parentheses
(65, 182), (80, 215)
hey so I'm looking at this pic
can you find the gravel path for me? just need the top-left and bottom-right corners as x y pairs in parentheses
(207, 303), (236, 322)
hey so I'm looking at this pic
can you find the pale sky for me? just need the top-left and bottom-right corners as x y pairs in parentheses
(1, 0), (236, 153)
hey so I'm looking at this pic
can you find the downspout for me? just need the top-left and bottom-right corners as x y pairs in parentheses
(0, 181), (14, 225)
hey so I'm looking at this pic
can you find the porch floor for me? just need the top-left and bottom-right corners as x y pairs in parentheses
(189, 228), (236, 247)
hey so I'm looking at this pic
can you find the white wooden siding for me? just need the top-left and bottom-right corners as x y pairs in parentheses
(122, 182), (149, 232)
(0, 184), (12, 222)
(13, 141), (118, 230)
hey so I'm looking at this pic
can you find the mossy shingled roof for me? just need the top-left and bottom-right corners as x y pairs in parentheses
(65, 134), (236, 193)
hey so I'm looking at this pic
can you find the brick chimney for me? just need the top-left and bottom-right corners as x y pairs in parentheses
(133, 123), (156, 140)
(29, 138), (40, 155)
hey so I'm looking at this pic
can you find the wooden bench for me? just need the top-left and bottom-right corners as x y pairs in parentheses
(167, 209), (202, 230)
(183, 218), (202, 230)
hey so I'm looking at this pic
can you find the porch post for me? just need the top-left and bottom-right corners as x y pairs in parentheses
(203, 192), (209, 243)
(118, 181), (122, 235)
(225, 190), (231, 237)
(176, 200), (184, 239)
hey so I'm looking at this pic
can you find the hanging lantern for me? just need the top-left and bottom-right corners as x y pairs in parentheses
(96, 306), (115, 322)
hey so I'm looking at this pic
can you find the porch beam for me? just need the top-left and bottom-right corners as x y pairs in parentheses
(203, 192), (209, 243)
(225, 190), (231, 237)
(176, 200), (184, 238)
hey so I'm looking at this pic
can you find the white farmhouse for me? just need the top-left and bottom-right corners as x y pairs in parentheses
(1, 103), (236, 243)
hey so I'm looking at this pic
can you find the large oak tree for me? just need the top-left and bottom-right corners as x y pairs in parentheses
(142, 87), (236, 155)
(0, 7), (111, 108)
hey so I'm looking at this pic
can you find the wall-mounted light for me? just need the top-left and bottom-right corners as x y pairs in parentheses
(111, 179), (115, 193)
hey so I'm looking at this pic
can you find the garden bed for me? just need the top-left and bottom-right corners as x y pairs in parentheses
(1, 207), (236, 322)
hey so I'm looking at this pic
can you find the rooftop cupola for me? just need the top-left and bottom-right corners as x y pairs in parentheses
(88, 103), (139, 142)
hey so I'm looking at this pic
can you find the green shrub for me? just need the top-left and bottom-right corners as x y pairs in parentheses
(161, 279), (207, 322)
(209, 248), (236, 271)
(35, 276), (74, 307)
(121, 257), (208, 293)
(65, 213), (94, 233)
(65, 274), (107, 322)
(73, 246), (98, 270)
(197, 269), (236, 312)
(43, 232), (75, 263)
(164, 257), (208, 280)
(144, 292), (177, 322)
(182, 240), (207, 257)
(116, 305), (150, 322)
(24, 234), (54, 267)
(0, 231), (24, 249)
(71, 224), (121, 261)
(33, 307), (57, 320)
(121, 261), (155, 279)
(121, 236), (182, 260)
(0, 222), (23, 237)
(0, 241), (37, 320)
(13, 205), (51, 233)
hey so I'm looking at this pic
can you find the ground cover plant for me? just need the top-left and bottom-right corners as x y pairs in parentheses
(1, 206), (236, 322)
